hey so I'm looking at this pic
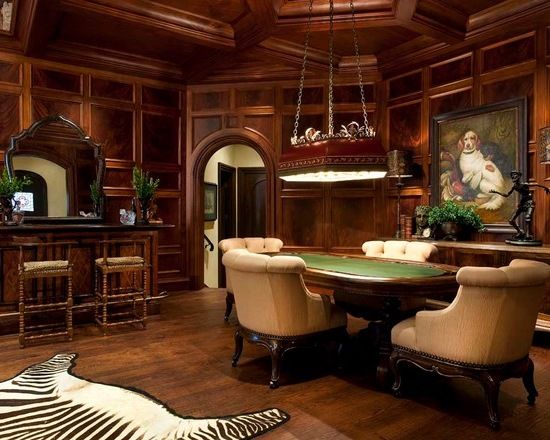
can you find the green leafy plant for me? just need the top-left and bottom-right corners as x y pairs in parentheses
(428, 200), (485, 232)
(0, 169), (31, 197)
(132, 166), (159, 201)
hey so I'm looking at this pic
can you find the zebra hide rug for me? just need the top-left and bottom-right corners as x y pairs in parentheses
(0, 353), (290, 440)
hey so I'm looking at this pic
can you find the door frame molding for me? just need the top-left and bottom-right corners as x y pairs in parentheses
(187, 127), (276, 289)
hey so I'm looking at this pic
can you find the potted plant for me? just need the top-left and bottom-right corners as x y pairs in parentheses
(0, 169), (31, 225)
(89, 179), (103, 217)
(427, 200), (485, 240)
(132, 166), (160, 224)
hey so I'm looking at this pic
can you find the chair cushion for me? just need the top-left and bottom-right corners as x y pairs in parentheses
(23, 260), (69, 273)
(95, 256), (144, 266)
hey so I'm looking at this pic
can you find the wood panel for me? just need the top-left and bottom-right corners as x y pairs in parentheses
(481, 33), (535, 73)
(192, 116), (222, 146)
(31, 97), (81, 123)
(0, 92), (19, 147)
(0, 61), (20, 84)
(90, 77), (134, 102)
(388, 71), (422, 100)
(90, 105), (134, 160)
(236, 88), (274, 107)
(388, 102), (422, 153)
(31, 67), (82, 94)
(242, 115), (274, 142)
(429, 89), (472, 120)
(280, 196), (324, 247)
(430, 55), (472, 88)
(330, 194), (375, 248)
(142, 112), (180, 164)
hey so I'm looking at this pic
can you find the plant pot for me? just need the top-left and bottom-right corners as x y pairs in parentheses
(440, 221), (461, 241)
(0, 195), (15, 225)
(438, 222), (474, 241)
(137, 197), (151, 224)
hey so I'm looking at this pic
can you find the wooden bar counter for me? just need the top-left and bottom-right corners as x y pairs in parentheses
(0, 223), (172, 333)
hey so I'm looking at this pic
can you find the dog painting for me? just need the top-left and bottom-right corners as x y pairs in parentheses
(432, 98), (527, 230)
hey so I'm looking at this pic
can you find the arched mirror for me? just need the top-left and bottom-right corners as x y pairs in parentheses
(6, 114), (105, 223)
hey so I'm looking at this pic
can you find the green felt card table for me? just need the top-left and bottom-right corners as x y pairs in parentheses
(284, 252), (459, 385)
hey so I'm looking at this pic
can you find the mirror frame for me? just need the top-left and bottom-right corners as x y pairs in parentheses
(6, 114), (105, 223)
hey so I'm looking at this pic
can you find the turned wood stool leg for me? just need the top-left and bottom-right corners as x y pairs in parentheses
(67, 271), (73, 341)
(18, 274), (25, 348)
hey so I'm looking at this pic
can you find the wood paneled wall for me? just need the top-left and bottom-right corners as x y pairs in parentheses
(0, 53), (187, 292)
(2, 24), (550, 291)
(383, 27), (550, 243)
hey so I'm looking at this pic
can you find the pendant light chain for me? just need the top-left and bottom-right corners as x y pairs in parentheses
(328, 0), (335, 136)
(350, 0), (370, 131)
(292, 0), (314, 144)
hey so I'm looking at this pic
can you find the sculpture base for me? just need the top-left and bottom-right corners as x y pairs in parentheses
(505, 238), (542, 246)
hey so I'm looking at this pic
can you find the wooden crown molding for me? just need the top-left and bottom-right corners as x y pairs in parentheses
(44, 41), (186, 82)
(59, 0), (235, 50)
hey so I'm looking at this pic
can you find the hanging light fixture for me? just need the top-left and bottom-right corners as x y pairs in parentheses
(278, 0), (387, 182)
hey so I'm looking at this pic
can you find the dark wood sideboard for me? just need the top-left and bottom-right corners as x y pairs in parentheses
(419, 240), (550, 331)
(0, 223), (172, 334)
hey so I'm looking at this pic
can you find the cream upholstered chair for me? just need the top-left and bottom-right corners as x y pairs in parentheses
(218, 237), (284, 320)
(362, 240), (438, 262)
(390, 259), (550, 429)
(360, 240), (439, 311)
(222, 249), (347, 388)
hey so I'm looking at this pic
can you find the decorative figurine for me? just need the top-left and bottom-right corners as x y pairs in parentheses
(490, 170), (550, 246)
(413, 205), (431, 238)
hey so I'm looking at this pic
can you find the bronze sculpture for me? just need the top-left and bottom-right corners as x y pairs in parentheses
(490, 170), (550, 245)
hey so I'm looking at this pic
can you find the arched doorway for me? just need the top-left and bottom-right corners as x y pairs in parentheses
(203, 144), (265, 288)
(188, 128), (277, 290)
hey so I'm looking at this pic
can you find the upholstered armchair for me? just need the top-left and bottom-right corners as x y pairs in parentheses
(222, 249), (347, 388)
(362, 240), (438, 262)
(218, 237), (283, 320)
(390, 259), (550, 429)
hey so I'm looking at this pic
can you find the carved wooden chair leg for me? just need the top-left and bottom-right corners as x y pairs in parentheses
(522, 357), (538, 405)
(481, 374), (501, 430)
(232, 329), (243, 367)
(269, 342), (283, 389)
(224, 293), (234, 321)
(389, 353), (403, 397)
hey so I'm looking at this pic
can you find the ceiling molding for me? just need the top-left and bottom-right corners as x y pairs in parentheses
(44, 41), (186, 82)
(234, 0), (279, 49)
(59, 0), (236, 50)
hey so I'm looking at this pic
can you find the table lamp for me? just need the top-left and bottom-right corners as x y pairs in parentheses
(387, 150), (413, 238)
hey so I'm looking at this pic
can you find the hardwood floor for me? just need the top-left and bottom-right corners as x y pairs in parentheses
(1, 288), (550, 439)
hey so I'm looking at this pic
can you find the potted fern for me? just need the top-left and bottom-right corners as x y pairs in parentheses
(0, 169), (31, 225)
(427, 200), (485, 240)
(132, 166), (160, 224)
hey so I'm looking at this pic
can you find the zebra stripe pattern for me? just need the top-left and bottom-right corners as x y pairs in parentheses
(0, 353), (289, 440)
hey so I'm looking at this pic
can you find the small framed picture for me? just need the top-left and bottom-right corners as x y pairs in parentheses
(204, 182), (217, 221)
(0, 1), (17, 35)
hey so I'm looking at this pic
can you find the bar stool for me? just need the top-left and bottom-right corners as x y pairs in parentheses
(17, 241), (75, 348)
(94, 239), (149, 335)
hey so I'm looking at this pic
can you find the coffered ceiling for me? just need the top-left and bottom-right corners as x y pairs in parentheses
(3, 0), (550, 83)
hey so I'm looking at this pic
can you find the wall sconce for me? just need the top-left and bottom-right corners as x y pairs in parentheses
(539, 126), (550, 164)
(387, 150), (413, 238)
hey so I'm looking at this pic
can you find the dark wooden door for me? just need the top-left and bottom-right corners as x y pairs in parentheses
(238, 167), (266, 237)
(217, 163), (236, 288)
